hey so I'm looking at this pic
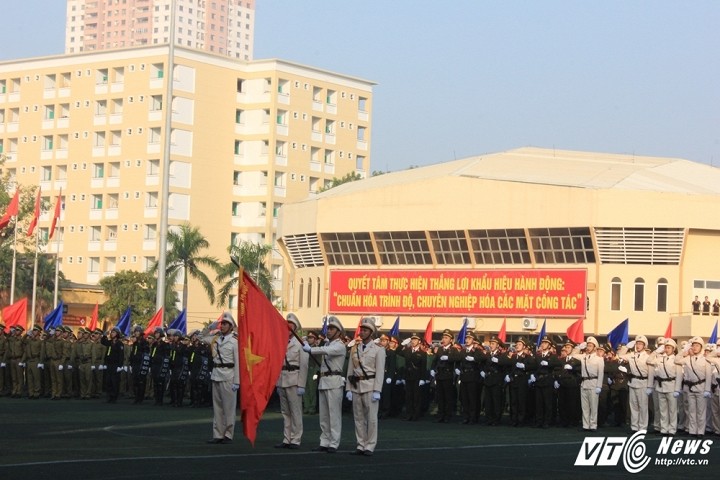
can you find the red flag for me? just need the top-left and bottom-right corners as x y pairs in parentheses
(566, 318), (584, 344)
(143, 308), (164, 336)
(424, 316), (434, 345)
(354, 316), (363, 339)
(0, 188), (20, 230)
(27, 188), (41, 236)
(2, 298), (28, 332)
(498, 318), (507, 343)
(664, 318), (673, 339)
(238, 270), (287, 446)
(87, 303), (99, 332)
(49, 189), (62, 239)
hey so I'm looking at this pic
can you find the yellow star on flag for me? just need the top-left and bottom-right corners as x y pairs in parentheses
(244, 334), (265, 384)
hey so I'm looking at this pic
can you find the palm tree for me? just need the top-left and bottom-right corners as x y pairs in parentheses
(216, 241), (273, 306)
(152, 223), (220, 311)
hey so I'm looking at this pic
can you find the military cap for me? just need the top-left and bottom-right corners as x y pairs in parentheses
(441, 329), (454, 340)
(286, 313), (301, 331)
(488, 336), (505, 348)
(360, 316), (377, 334)
(326, 315), (344, 333)
(93, 328), (103, 335)
(409, 332), (421, 340)
(587, 336), (599, 348)
(563, 339), (576, 348)
(664, 338), (677, 349)
(465, 331), (477, 342)
(515, 337), (528, 347)
(220, 311), (236, 328)
(634, 335), (648, 346)
(32, 325), (42, 332)
(539, 335), (554, 347)
(598, 343), (613, 352)
(63, 326), (73, 333)
(15, 325), (25, 333)
(704, 342), (716, 352)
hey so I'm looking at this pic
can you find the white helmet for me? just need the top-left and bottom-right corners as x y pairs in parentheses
(586, 336), (599, 347)
(634, 335), (648, 347)
(220, 311), (236, 328)
(286, 313), (301, 331)
(359, 316), (377, 335)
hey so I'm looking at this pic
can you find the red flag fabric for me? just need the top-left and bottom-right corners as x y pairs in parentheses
(498, 318), (507, 343)
(0, 188), (20, 230)
(2, 298), (28, 332)
(27, 188), (41, 236)
(354, 316), (363, 339)
(49, 189), (62, 239)
(566, 318), (585, 343)
(424, 317), (434, 345)
(664, 319), (673, 339)
(87, 303), (99, 332)
(143, 308), (164, 336)
(238, 270), (287, 446)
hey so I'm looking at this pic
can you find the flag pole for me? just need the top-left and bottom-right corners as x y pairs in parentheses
(52, 195), (62, 308)
(10, 212), (17, 303)
(30, 230), (39, 330)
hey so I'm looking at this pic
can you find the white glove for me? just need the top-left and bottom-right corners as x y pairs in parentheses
(646, 387), (653, 396)
(401, 338), (411, 346)
(372, 391), (381, 402)
(386, 377), (392, 384)
(440, 355), (449, 361)
(454, 368), (461, 376)
(67, 365), (73, 370)
(38, 363), (44, 369)
(297, 387), (305, 396)
(554, 381), (560, 389)
(123, 366), (128, 372)
(419, 380), (426, 386)
(312, 374), (318, 380)
(578, 342), (587, 350)
(101, 365), (107, 370)
(703, 391), (712, 398)
(347, 339), (357, 348)
(400, 380), (406, 385)
(504, 375), (511, 383)
(302, 342), (312, 353)
(563, 364), (573, 370)
(18, 363), (25, 368)
(58, 365), (64, 371)
(395, 379), (403, 385)
(91, 366), (96, 371)
(374, 338), (380, 344)
(595, 387), (601, 395)
(618, 365), (628, 373)
(0, 363), (5, 367)
(129, 367), (133, 374)
(607, 378), (613, 385)
(516, 362), (525, 369)
(117, 367), (123, 372)
(626, 341), (636, 350)
(673, 391), (681, 398)
(540, 360), (548, 367)
(480, 371), (486, 378)
(430, 370), (436, 378)
(529, 374), (536, 384)
(346, 391), (353, 402)
(655, 345), (664, 353)
(232, 383), (239, 392)
(491, 356), (498, 363)
(682, 343), (691, 353)
(465, 356), (475, 362)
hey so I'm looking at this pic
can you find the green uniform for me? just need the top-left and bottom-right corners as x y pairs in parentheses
(22, 335), (45, 398)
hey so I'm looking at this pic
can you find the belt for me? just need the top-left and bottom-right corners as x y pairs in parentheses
(683, 379), (704, 387)
(282, 365), (300, 371)
(656, 377), (675, 383)
(353, 374), (375, 380)
(321, 371), (343, 377)
(214, 363), (235, 368)
(629, 374), (648, 380)
(582, 376), (598, 380)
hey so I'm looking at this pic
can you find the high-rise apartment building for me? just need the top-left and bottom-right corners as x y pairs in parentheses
(0, 46), (373, 326)
(66, 0), (256, 60)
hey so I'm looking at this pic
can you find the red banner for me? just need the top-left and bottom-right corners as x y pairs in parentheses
(329, 269), (587, 317)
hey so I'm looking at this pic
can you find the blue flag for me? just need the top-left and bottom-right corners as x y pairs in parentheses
(168, 309), (187, 335)
(608, 318), (629, 348)
(43, 301), (64, 331)
(710, 321), (718, 344)
(389, 316), (400, 337)
(535, 319), (547, 348)
(115, 306), (132, 336)
(457, 318), (468, 345)
(320, 315), (328, 336)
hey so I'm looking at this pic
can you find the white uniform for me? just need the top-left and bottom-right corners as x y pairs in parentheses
(347, 340), (386, 453)
(276, 336), (309, 447)
(310, 338), (347, 450)
(709, 359), (720, 435)
(618, 347), (650, 431)
(200, 330), (240, 441)
(647, 351), (681, 434)
(674, 353), (712, 435)
(572, 350), (604, 430)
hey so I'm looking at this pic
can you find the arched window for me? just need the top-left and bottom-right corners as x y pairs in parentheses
(307, 278), (313, 309)
(634, 277), (645, 312)
(316, 277), (321, 308)
(298, 279), (304, 308)
(610, 277), (621, 311)
(657, 278), (668, 312)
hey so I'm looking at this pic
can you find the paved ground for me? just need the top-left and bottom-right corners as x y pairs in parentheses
(0, 397), (718, 479)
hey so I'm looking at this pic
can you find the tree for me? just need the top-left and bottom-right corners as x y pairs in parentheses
(215, 241), (273, 306)
(98, 270), (177, 326)
(317, 171), (364, 193)
(153, 223), (220, 311)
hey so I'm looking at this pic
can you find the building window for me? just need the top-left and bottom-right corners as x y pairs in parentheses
(298, 279), (304, 308)
(611, 277), (622, 311)
(657, 278), (668, 313)
(307, 278), (313, 309)
(634, 277), (645, 311)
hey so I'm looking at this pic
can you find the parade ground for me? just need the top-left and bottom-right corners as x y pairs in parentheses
(1, 397), (718, 480)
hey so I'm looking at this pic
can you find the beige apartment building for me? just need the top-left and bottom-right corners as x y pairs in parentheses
(66, 0), (256, 60)
(0, 45), (373, 327)
(278, 148), (720, 344)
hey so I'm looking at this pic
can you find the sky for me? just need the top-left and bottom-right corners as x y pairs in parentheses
(1, 1), (719, 172)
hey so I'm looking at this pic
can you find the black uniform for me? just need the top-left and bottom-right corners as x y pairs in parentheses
(507, 349), (536, 426)
(168, 341), (188, 407)
(129, 336), (150, 404)
(396, 345), (426, 421)
(533, 350), (558, 428)
(101, 335), (124, 403)
(150, 340), (169, 405)
(431, 344), (459, 422)
(483, 349), (507, 425)
(556, 354), (581, 427)
(458, 345), (483, 424)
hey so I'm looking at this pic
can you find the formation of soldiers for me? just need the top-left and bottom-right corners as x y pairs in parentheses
(0, 323), (214, 407)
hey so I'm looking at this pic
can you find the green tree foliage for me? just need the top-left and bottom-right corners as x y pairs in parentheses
(98, 270), (177, 327)
(216, 241), (273, 305)
(317, 171), (364, 193)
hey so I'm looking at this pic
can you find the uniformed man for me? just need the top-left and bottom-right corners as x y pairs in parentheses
(23, 326), (45, 399)
(7, 326), (26, 398)
(430, 329), (459, 423)
(73, 327), (94, 399)
(396, 333), (427, 422)
(90, 328), (105, 398)
(674, 336), (712, 436)
(275, 313), (309, 450)
(457, 331), (483, 425)
(387, 336), (405, 418)
(346, 317), (386, 456)
(618, 334), (651, 432)
(303, 331), (320, 415)
(149, 327), (169, 405)
(534, 336), (557, 428)
(647, 338), (681, 435)
(0, 324), (8, 396)
(556, 340), (581, 428)
(303, 316), (346, 453)
(507, 337), (536, 427)
(482, 336), (506, 426)
(101, 327), (125, 403)
(200, 311), (240, 444)
(650, 337), (666, 432)
(572, 337), (604, 431)
(129, 325), (150, 404)
(377, 333), (396, 419)
(167, 329), (189, 407)
(60, 326), (75, 398)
